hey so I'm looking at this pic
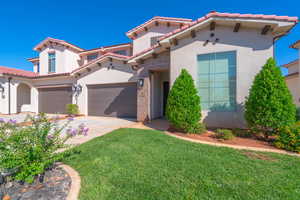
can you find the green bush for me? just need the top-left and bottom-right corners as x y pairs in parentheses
(274, 124), (300, 153)
(216, 129), (234, 140)
(66, 104), (79, 115)
(296, 107), (300, 121)
(166, 69), (204, 134)
(245, 58), (296, 138)
(0, 113), (89, 183)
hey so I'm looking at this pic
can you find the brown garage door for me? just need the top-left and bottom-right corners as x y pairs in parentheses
(88, 82), (137, 118)
(38, 87), (72, 114)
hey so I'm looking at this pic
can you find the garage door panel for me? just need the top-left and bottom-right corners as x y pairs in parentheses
(38, 87), (72, 114)
(88, 83), (137, 118)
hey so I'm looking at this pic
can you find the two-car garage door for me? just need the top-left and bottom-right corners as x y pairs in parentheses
(38, 87), (72, 114)
(88, 82), (137, 118)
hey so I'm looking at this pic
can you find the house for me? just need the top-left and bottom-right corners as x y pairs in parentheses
(0, 11), (297, 128)
(284, 40), (300, 107)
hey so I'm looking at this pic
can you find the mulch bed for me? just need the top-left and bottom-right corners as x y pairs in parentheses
(168, 129), (278, 150)
(0, 165), (71, 200)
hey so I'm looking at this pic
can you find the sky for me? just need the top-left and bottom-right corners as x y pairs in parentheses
(0, 0), (299, 75)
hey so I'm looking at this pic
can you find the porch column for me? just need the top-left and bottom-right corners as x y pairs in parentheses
(137, 77), (150, 122)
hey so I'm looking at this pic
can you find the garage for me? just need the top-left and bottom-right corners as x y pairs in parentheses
(88, 82), (137, 118)
(38, 86), (72, 114)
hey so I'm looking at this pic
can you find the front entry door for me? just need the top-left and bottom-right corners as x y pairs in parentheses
(163, 81), (170, 115)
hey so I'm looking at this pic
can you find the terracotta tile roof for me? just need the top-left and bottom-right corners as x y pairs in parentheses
(129, 11), (298, 61)
(126, 16), (193, 38)
(282, 59), (299, 68)
(79, 43), (132, 56)
(0, 66), (37, 77)
(290, 40), (300, 49)
(27, 57), (39, 62)
(34, 37), (84, 52)
(159, 11), (298, 41)
(72, 52), (130, 74)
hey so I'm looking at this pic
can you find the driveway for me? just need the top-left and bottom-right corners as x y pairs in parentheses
(60, 116), (136, 145)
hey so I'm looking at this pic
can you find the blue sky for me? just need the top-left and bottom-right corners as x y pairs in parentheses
(0, 0), (299, 74)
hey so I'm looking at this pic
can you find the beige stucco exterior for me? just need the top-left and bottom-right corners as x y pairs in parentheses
(169, 25), (273, 127)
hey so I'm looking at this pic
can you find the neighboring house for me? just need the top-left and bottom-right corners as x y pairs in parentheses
(0, 11), (297, 128)
(284, 40), (300, 107)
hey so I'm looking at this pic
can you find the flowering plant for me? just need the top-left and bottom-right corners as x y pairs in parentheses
(0, 113), (88, 183)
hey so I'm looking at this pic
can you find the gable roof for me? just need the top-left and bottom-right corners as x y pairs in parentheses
(34, 37), (84, 52)
(0, 66), (38, 77)
(126, 16), (193, 39)
(71, 52), (130, 75)
(128, 11), (298, 63)
(79, 43), (132, 56)
(282, 59), (299, 68)
(290, 40), (300, 49)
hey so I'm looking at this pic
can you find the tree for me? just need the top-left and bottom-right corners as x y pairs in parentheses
(166, 69), (204, 133)
(244, 58), (296, 138)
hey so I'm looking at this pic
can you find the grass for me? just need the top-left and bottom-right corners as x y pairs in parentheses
(64, 128), (300, 200)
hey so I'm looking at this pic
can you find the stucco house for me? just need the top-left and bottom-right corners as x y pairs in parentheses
(284, 40), (300, 107)
(0, 11), (297, 128)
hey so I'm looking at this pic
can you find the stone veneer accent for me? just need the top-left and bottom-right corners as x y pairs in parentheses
(137, 77), (150, 122)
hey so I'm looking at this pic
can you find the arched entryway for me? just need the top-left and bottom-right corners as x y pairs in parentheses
(17, 83), (31, 113)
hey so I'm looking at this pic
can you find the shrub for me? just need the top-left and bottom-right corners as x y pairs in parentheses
(274, 124), (300, 153)
(66, 104), (79, 115)
(166, 69), (203, 134)
(244, 58), (296, 138)
(216, 129), (234, 140)
(296, 107), (300, 121)
(0, 113), (89, 183)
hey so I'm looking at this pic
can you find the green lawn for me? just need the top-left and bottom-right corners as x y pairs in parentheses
(64, 128), (300, 200)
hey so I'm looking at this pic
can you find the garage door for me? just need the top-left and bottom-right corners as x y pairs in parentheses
(38, 86), (72, 114)
(88, 82), (137, 118)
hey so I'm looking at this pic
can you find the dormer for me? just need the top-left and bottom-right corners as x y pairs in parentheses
(30, 37), (84, 75)
(126, 16), (192, 55)
(79, 43), (132, 65)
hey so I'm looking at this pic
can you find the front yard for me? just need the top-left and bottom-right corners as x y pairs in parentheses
(64, 128), (300, 200)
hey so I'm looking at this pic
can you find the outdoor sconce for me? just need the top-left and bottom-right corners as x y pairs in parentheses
(138, 79), (144, 88)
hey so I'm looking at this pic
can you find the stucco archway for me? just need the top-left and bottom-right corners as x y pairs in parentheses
(17, 83), (31, 113)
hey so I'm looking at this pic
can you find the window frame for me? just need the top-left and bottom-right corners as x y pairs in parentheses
(48, 52), (56, 73)
(196, 50), (237, 112)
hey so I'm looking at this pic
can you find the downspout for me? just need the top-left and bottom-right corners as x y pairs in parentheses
(8, 77), (12, 115)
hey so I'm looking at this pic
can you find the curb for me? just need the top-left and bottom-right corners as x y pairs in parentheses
(165, 131), (300, 157)
(59, 164), (81, 200)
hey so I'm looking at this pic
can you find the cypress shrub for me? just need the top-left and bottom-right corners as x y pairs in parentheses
(166, 69), (204, 133)
(244, 58), (296, 138)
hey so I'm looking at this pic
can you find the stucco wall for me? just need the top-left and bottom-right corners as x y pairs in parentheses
(38, 45), (80, 75)
(76, 61), (137, 115)
(133, 25), (180, 55)
(286, 76), (300, 107)
(287, 62), (299, 74)
(170, 25), (273, 128)
(0, 77), (38, 114)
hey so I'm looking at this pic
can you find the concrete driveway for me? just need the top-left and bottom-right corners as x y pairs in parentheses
(61, 116), (136, 145)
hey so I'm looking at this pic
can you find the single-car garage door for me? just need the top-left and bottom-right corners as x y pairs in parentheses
(88, 82), (137, 118)
(38, 86), (72, 114)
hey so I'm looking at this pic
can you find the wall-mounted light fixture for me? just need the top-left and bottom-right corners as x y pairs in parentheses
(138, 79), (144, 88)
(0, 84), (4, 93)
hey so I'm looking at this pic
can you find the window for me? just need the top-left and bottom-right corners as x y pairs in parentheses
(48, 53), (56, 73)
(150, 36), (160, 46)
(87, 53), (98, 62)
(37, 62), (40, 73)
(197, 51), (236, 111)
(113, 50), (127, 56)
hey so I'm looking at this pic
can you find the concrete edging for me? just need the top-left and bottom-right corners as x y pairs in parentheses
(165, 131), (300, 157)
(59, 164), (81, 200)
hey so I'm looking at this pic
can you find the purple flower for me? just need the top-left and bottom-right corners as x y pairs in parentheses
(67, 117), (74, 121)
(82, 127), (89, 136)
(66, 127), (77, 136)
(8, 119), (17, 124)
(0, 118), (5, 123)
(47, 135), (54, 140)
